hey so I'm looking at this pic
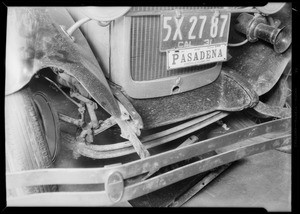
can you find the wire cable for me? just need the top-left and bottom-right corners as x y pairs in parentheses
(228, 39), (248, 47)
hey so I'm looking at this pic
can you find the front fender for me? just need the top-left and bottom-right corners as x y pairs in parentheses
(225, 3), (291, 96)
(5, 7), (121, 118)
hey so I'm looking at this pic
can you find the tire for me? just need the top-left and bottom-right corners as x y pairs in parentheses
(5, 87), (58, 197)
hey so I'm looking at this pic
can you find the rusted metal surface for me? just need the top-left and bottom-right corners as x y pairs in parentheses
(5, 7), (121, 118)
(6, 117), (290, 189)
(127, 68), (258, 129)
(7, 131), (291, 206)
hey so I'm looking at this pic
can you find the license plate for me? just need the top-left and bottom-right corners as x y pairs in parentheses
(166, 44), (227, 70)
(160, 10), (231, 69)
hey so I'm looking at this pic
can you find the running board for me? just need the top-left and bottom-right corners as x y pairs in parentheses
(6, 117), (291, 206)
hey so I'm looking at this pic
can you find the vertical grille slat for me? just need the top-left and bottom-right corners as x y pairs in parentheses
(141, 16), (146, 81)
(130, 7), (219, 81)
(153, 18), (162, 78)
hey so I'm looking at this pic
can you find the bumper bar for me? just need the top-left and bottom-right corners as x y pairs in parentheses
(6, 117), (291, 206)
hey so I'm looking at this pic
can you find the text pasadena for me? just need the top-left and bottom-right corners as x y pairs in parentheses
(171, 48), (224, 65)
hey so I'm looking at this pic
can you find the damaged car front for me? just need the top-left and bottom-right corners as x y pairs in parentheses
(5, 3), (292, 206)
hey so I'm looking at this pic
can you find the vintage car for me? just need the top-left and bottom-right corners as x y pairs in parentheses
(5, 3), (292, 206)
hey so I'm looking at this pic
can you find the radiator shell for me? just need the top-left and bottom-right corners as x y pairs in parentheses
(110, 7), (223, 99)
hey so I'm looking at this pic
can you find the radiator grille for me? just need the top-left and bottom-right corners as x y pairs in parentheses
(130, 7), (219, 81)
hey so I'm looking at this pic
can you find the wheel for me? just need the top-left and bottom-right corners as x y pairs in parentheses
(32, 91), (61, 162)
(5, 87), (58, 197)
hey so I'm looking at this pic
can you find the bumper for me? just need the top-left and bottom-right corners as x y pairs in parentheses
(6, 117), (291, 206)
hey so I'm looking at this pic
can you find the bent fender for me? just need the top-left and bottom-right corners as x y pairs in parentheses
(5, 7), (121, 118)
